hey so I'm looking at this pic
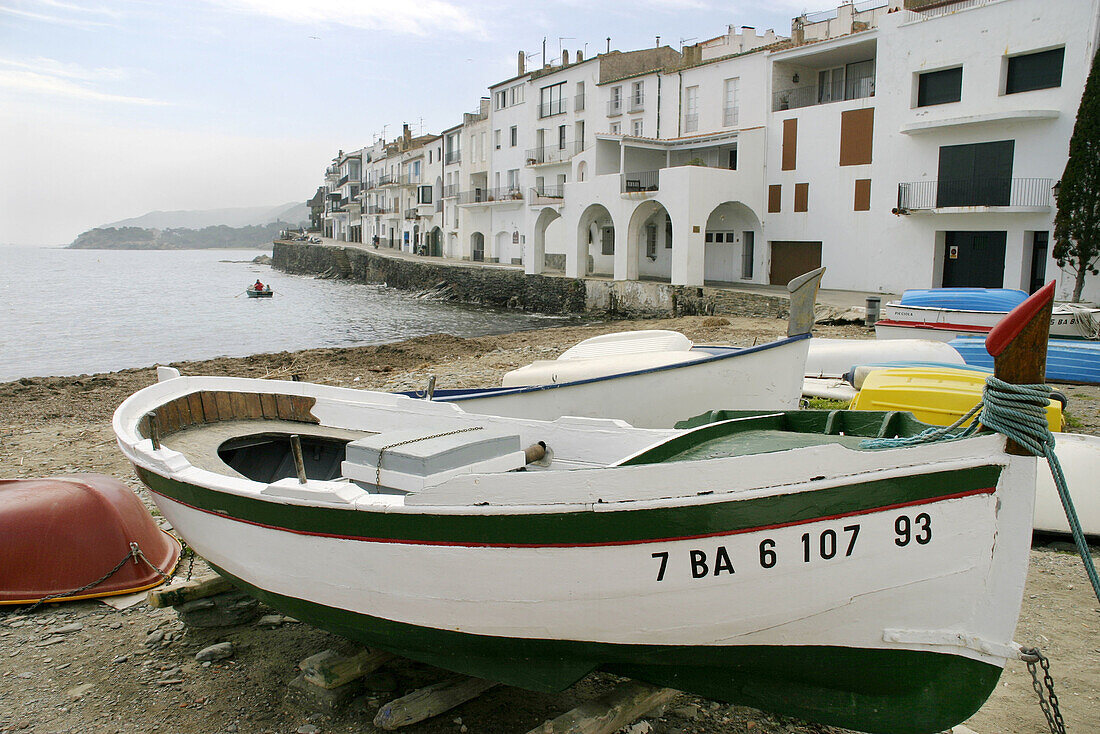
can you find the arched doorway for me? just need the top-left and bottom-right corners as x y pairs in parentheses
(531, 207), (562, 275)
(428, 227), (443, 257)
(703, 202), (762, 284)
(576, 204), (615, 277)
(447, 232), (458, 259)
(626, 200), (672, 282)
(471, 232), (485, 262)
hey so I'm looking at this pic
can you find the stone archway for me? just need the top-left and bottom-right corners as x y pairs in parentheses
(575, 203), (615, 277)
(703, 201), (762, 284)
(494, 231), (511, 264)
(626, 199), (673, 283)
(530, 207), (562, 275)
(428, 227), (443, 257)
(471, 232), (485, 262)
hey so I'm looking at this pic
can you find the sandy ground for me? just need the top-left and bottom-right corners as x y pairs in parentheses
(1, 315), (1098, 734)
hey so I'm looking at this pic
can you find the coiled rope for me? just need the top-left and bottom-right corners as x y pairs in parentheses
(861, 377), (1100, 603)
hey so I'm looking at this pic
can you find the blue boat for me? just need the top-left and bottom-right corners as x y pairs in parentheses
(899, 288), (1028, 312)
(949, 336), (1100, 384)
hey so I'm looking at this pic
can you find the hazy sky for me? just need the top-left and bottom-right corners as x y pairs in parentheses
(0, 0), (804, 245)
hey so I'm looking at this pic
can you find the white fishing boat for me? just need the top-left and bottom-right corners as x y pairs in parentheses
(113, 284), (1063, 734)
(874, 288), (1100, 341)
(411, 268), (824, 428)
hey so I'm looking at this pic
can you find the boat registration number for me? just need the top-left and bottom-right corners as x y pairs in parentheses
(650, 513), (931, 581)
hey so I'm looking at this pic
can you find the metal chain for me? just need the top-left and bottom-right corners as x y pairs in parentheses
(375, 426), (483, 488)
(27, 542), (168, 612)
(1021, 647), (1067, 734)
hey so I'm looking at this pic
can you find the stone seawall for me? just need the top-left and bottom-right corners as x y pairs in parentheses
(272, 241), (790, 318)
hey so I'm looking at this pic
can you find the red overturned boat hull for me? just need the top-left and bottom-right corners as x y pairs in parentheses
(0, 474), (180, 604)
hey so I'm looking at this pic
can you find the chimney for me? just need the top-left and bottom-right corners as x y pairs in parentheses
(577, 50), (583, 62)
(655, 35), (660, 48)
(562, 49), (569, 65)
(518, 50), (525, 75)
(606, 37), (611, 54)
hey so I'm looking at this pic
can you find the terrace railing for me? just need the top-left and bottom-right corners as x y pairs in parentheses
(621, 170), (660, 193)
(896, 177), (1054, 210)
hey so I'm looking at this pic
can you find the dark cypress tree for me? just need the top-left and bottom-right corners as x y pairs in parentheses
(1053, 51), (1100, 302)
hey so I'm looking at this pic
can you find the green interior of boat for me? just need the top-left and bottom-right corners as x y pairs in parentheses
(622, 410), (940, 466)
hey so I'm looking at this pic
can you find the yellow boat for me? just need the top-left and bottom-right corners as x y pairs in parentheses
(849, 365), (1065, 431)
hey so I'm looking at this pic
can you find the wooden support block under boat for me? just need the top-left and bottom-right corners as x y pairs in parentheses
(373, 676), (499, 729)
(148, 573), (232, 608)
(298, 648), (394, 690)
(526, 680), (677, 734)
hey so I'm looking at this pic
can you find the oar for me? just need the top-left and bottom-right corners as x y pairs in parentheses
(233, 290), (249, 298)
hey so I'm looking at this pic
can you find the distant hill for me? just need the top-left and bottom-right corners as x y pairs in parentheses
(67, 222), (287, 250)
(99, 202), (308, 230)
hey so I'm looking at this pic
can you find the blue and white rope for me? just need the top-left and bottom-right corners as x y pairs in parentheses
(861, 377), (1100, 603)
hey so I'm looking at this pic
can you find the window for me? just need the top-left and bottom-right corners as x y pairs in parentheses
(684, 86), (698, 132)
(558, 125), (567, 150)
(665, 218), (672, 249)
(728, 146), (738, 170)
(741, 232), (754, 279)
(839, 108), (874, 166)
(917, 67), (962, 107)
(646, 223), (657, 259)
(632, 119), (644, 136)
(576, 81), (585, 111)
(411, 160), (420, 179)
(494, 129), (501, 149)
(495, 90), (507, 109)
(479, 132), (486, 160)
(575, 120), (585, 149)
(936, 140), (1014, 207)
(630, 81), (644, 111)
(510, 84), (525, 105)
(540, 82), (566, 118)
(610, 121), (621, 135)
(818, 67), (844, 103)
(723, 78), (739, 127)
(418, 185), (432, 204)
(609, 86), (622, 115)
(510, 126), (517, 147)
(428, 151), (432, 164)
(507, 169), (519, 191)
(1006, 48), (1064, 94)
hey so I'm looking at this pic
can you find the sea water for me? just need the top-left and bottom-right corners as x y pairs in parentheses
(0, 246), (564, 382)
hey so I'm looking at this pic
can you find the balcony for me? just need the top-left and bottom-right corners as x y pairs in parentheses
(456, 187), (524, 205)
(608, 99), (623, 117)
(337, 174), (350, 188)
(364, 204), (390, 215)
(574, 93), (585, 112)
(628, 94), (644, 113)
(622, 170), (659, 194)
(404, 208), (419, 220)
(531, 184), (564, 201)
(539, 99), (567, 119)
(378, 173), (407, 187)
(896, 178), (1054, 212)
(442, 184), (459, 198)
(525, 141), (583, 166)
(445, 150), (461, 165)
(772, 74), (875, 112)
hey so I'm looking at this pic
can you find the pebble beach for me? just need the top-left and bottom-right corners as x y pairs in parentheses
(1, 314), (1098, 734)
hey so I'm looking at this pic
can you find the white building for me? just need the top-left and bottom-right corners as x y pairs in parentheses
(317, 0), (1100, 302)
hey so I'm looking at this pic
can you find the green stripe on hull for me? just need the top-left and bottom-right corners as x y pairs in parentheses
(212, 564), (1001, 734)
(136, 464), (1001, 546)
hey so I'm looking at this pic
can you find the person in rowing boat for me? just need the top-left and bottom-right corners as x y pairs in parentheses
(253, 279), (265, 292)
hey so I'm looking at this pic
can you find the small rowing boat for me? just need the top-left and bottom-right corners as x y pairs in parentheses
(401, 268), (824, 428)
(112, 283), (1061, 733)
(246, 286), (273, 298)
(949, 336), (1100, 385)
(0, 474), (180, 605)
(875, 288), (1099, 341)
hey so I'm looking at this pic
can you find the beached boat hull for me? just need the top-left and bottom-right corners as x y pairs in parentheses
(412, 335), (810, 427)
(114, 372), (1037, 734)
(876, 303), (1097, 341)
(949, 336), (1100, 384)
(0, 474), (180, 604)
